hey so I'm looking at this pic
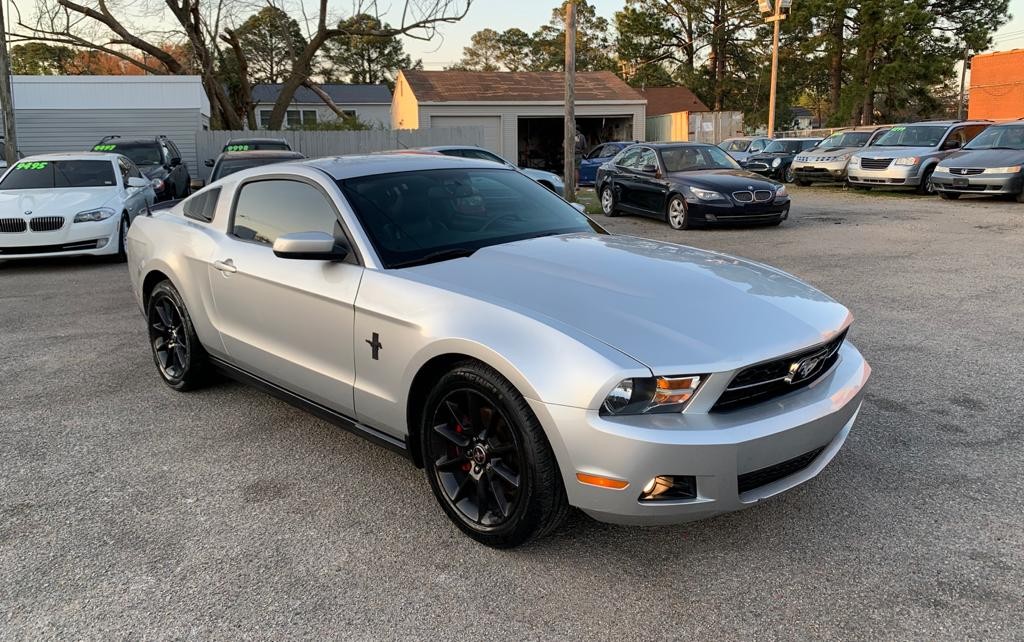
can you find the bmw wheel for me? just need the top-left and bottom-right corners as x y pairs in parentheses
(147, 281), (211, 391)
(667, 195), (690, 230)
(421, 361), (569, 548)
(600, 185), (618, 217)
(115, 214), (130, 263)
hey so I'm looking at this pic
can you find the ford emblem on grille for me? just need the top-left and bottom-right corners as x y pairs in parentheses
(784, 349), (829, 384)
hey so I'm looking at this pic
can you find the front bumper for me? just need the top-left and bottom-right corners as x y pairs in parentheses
(847, 163), (924, 187)
(931, 171), (1023, 195)
(0, 217), (119, 259)
(687, 198), (790, 225)
(742, 161), (784, 179)
(793, 159), (849, 183)
(531, 342), (870, 525)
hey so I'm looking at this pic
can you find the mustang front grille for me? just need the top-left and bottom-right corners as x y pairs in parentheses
(0, 218), (28, 233)
(712, 329), (848, 412)
(29, 216), (65, 232)
(859, 158), (893, 170)
(737, 446), (826, 494)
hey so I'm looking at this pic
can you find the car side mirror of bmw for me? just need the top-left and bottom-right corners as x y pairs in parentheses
(127, 177), (150, 189)
(272, 231), (349, 261)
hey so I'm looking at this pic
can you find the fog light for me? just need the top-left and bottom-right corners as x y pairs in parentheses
(639, 475), (697, 501)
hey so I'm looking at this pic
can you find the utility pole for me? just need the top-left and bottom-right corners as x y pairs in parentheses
(763, 0), (787, 138)
(0, 0), (18, 165)
(957, 45), (970, 120)
(563, 0), (576, 202)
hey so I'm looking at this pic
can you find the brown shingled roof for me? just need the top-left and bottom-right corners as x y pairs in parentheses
(639, 86), (709, 116)
(401, 70), (644, 103)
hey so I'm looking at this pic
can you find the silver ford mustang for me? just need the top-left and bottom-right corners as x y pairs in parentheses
(126, 154), (870, 548)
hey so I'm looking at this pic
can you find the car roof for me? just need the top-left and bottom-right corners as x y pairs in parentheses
(636, 142), (719, 149)
(771, 137), (821, 142)
(225, 137), (289, 144)
(303, 153), (512, 180)
(96, 138), (163, 145)
(16, 152), (120, 162)
(217, 150), (305, 160)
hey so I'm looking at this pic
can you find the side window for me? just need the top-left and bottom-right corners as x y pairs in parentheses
(183, 188), (220, 223)
(464, 149), (506, 164)
(749, 140), (765, 153)
(126, 159), (144, 179)
(943, 127), (967, 149)
(588, 144), (607, 159)
(637, 148), (658, 169)
(962, 125), (988, 144)
(116, 158), (131, 186)
(616, 148), (643, 168)
(231, 179), (341, 245)
(167, 141), (181, 161)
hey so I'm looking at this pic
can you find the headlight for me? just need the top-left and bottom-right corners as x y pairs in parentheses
(772, 158), (782, 168)
(687, 187), (725, 201)
(848, 156), (860, 167)
(894, 157), (919, 166)
(775, 185), (789, 197)
(73, 207), (116, 223)
(983, 165), (1022, 174)
(934, 164), (949, 172)
(836, 153), (851, 161)
(600, 376), (703, 415)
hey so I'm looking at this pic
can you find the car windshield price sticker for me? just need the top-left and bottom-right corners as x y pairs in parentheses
(93, 144), (117, 151)
(890, 126), (905, 132)
(15, 162), (48, 170)
(225, 145), (251, 151)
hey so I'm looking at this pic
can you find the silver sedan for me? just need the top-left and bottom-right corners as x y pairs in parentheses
(126, 154), (870, 547)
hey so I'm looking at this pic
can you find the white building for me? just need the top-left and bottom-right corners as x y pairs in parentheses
(391, 70), (646, 171)
(250, 84), (392, 129)
(0, 75), (210, 175)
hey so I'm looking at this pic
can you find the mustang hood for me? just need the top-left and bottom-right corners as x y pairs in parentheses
(0, 188), (115, 217)
(408, 234), (851, 373)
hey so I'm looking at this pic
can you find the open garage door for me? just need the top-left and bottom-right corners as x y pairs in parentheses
(518, 116), (633, 173)
(429, 116), (502, 156)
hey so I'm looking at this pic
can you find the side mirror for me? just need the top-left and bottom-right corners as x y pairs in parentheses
(127, 177), (149, 189)
(942, 139), (962, 150)
(170, 157), (182, 167)
(640, 164), (659, 174)
(272, 231), (349, 261)
(190, 178), (206, 191)
(571, 202), (586, 213)
(204, 159), (215, 167)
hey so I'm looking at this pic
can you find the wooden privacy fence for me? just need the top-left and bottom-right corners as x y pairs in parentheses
(195, 127), (485, 177)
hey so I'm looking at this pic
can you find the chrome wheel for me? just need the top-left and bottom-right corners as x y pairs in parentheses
(426, 388), (523, 528)
(600, 186), (615, 215)
(148, 295), (188, 381)
(668, 197), (688, 230)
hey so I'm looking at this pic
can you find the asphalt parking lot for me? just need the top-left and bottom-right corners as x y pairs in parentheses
(2, 186), (1022, 639)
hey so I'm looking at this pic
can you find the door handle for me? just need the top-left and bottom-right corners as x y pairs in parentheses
(213, 259), (236, 274)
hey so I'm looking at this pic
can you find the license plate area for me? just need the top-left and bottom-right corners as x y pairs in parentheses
(953, 178), (969, 187)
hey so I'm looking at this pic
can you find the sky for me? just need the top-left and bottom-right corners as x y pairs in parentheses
(403, 0), (1024, 70)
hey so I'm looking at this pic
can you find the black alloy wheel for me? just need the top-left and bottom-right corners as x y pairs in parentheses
(422, 362), (568, 547)
(146, 281), (210, 391)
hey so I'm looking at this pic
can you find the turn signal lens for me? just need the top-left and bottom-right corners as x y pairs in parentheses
(576, 473), (629, 490)
(652, 377), (700, 404)
(600, 375), (704, 416)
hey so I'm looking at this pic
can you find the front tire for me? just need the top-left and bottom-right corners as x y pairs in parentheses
(918, 167), (936, 195)
(421, 361), (569, 548)
(600, 184), (618, 217)
(783, 165), (796, 183)
(667, 195), (690, 230)
(147, 281), (211, 391)
(114, 214), (129, 263)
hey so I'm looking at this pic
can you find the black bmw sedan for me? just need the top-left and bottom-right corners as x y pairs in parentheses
(595, 142), (791, 229)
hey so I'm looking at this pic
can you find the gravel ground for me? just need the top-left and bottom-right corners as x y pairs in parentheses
(1, 186), (1022, 640)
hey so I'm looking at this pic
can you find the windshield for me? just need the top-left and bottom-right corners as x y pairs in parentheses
(874, 125), (946, 148)
(223, 141), (290, 152)
(818, 131), (871, 148)
(212, 157), (299, 181)
(95, 142), (163, 166)
(963, 125), (1024, 151)
(764, 140), (813, 153)
(720, 139), (750, 152)
(660, 145), (740, 172)
(339, 168), (603, 268)
(0, 160), (117, 189)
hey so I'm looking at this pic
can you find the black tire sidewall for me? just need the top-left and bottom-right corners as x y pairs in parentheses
(420, 362), (566, 548)
(147, 281), (207, 391)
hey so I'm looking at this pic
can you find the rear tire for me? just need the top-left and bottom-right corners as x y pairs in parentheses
(421, 361), (569, 548)
(146, 281), (211, 391)
(938, 191), (960, 200)
(600, 184), (618, 217)
(666, 195), (690, 230)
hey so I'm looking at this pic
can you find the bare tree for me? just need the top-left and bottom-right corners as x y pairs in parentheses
(11, 0), (472, 129)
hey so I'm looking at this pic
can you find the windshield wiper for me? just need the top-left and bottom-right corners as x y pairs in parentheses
(390, 247), (477, 269)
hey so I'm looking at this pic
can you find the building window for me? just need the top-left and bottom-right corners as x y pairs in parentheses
(303, 110), (318, 125)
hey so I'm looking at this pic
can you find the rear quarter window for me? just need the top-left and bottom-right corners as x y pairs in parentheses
(182, 188), (221, 223)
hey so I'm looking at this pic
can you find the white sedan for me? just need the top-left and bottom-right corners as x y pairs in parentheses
(0, 152), (155, 261)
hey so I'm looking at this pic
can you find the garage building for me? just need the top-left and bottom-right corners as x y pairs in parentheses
(392, 70), (645, 173)
(1, 75), (210, 176)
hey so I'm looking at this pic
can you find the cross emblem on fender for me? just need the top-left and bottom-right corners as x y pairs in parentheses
(366, 332), (383, 360)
